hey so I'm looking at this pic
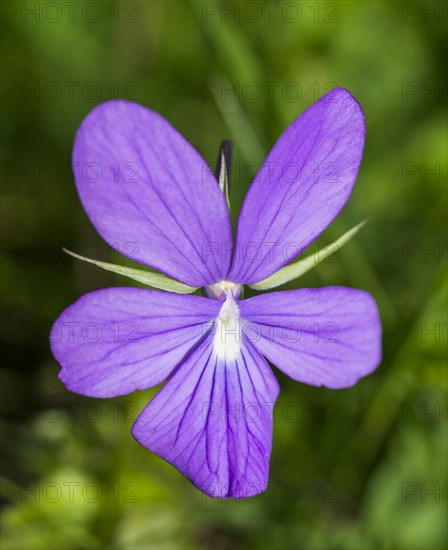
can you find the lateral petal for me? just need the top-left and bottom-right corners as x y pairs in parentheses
(239, 287), (381, 388)
(50, 288), (220, 397)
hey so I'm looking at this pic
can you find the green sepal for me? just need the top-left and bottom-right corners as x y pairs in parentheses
(63, 248), (198, 294)
(218, 149), (230, 211)
(249, 221), (368, 291)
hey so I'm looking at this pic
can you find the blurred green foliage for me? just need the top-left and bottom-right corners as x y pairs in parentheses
(1, 1), (447, 549)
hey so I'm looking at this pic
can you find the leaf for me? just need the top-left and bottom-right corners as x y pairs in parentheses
(249, 221), (368, 290)
(63, 249), (198, 294)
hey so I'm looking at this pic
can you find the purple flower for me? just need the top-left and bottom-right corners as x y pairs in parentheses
(51, 88), (381, 499)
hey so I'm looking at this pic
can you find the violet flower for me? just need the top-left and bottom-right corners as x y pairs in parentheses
(51, 88), (381, 498)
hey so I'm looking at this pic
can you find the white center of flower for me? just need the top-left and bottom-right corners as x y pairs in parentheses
(213, 291), (241, 361)
(205, 280), (242, 301)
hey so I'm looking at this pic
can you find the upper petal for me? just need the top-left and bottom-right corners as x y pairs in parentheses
(72, 101), (233, 287)
(50, 288), (220, 397)
(239, 287), (381, 389)
(229, 88), (365, 284)
(132, 337), (279, 498)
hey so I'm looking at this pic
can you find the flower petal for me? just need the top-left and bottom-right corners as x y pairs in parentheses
(239, 287), (381, 389)
(132, 338), (279, 498)
(50, 288), (220, 397)
(229, 88), (366, 284)
(73, 100), (233, 287)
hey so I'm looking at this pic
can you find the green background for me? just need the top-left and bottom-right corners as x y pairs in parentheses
(1, 1), (447, 548)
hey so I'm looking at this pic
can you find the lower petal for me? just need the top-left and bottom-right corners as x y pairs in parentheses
(239, 287), (381, 389)
(131, 338), (279, 498)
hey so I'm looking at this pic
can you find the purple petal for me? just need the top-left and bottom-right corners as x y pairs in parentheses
(50, 288), (220, 397)
(73, 101), (233, 287)
(229, 88), (365, 284)
(132, 338), (279, 498)
(239, 287), (381, 389)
